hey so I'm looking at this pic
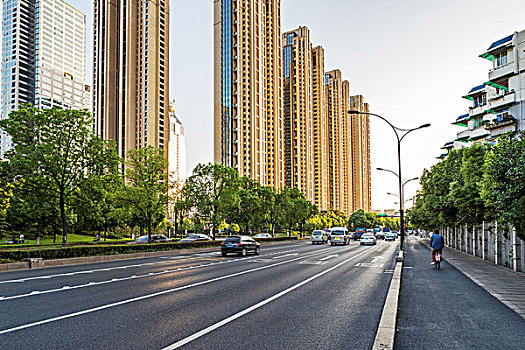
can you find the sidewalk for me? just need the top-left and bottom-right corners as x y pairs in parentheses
(395, 235), (525, 350)
(422, 236), (525, 319)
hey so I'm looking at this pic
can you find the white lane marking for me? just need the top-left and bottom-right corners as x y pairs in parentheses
(355, 262), (384, 268)
(271, 253), (299, 259)
(319, 254), (339, 261)
(161, 245), (381, 350)
(371, 256), (384, 263)
(0, 248), (334, 335)
(0, 248), (332, 301)
(0, 249), (300, 285)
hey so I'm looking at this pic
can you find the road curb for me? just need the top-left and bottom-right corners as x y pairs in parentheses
(0, 240), (300, 273)
(372, 249), (403, 350)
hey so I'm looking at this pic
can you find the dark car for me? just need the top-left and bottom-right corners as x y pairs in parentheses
(128, 235), (172, 244)
(221, 235), (260, 257)
(353, 229), (365, 240)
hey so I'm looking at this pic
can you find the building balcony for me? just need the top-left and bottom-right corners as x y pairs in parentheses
(488, 61), (516, 82)
(485, 117), (517, 131)
(489, 91), (516, 110)
(469, 105), (488, 117)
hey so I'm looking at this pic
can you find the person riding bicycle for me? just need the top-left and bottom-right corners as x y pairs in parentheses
(429, 229), (444, 265)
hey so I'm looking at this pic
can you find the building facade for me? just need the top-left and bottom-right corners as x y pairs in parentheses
(324, 69), (344, 211)
(311, 45), (328, 210)
(1, 0), (88, 156)
(93, 0), (170, 161)
(214, 0), (284, 187)
(447, 30), (525, 155)
(283, 26), (313, 201)
(168, 101), (186, 184)
(350, 95), (372, 211)
(341, 80), (353, 214)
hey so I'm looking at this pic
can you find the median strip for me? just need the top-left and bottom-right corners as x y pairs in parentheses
(372, 248), (403, 350)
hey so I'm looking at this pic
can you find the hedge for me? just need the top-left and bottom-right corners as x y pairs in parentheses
(0, 236), (297, 262)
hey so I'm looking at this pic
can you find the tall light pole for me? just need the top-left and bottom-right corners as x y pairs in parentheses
(348, 110), (430, 250)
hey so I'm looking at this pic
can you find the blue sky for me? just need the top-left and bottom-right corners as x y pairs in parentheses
(13, 0), (525, 210)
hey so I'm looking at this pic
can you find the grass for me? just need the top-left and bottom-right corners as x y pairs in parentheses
(0, 233), (131, 249)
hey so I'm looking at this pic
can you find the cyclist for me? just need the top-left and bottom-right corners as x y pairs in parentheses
(429, 229), (444, 265)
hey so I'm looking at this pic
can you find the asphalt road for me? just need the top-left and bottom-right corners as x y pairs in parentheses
(0, 240), (398, 350)
(395, 236), (525, 350)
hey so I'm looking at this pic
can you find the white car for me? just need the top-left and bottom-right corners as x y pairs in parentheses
(360, 233), (377, 245)
(311, 230), (328, 244)
(254, 233), (272, 239)
(330, 227), (350, 245)
(180, 234), (211, 242)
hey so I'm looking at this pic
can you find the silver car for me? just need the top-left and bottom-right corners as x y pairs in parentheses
(311, 230), (328, 244)
(330, 227), (350, 245)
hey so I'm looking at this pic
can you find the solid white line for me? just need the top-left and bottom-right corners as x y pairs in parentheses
(0, 248), (335, 335)
(161, 245), (380, 350)
(0, 249), (299, 285)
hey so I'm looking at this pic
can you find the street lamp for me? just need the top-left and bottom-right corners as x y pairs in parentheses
(349, 110), (430, 250)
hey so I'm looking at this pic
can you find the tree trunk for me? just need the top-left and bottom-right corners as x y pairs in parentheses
(60, 191), (68, 248)
(104, 225), (107, 241)
(36, 220), (41, 245)
(53, 223), (58, 243)
(147, 219), (152, 243)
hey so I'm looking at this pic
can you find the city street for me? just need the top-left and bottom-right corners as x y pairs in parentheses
(0, 241), (398, 350)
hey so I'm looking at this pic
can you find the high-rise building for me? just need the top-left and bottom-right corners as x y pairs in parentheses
(168, 101), (186, 184)
(311, 46), (328, 211)
(341, 80), (353, 214)
(324, 69), (344, 212)
(350, 95), (372, 211)
(214, 0), (283, 187)
(1, 0), (87, 157)
(283, 26), (313, 201)
(93, 0), (170, 161)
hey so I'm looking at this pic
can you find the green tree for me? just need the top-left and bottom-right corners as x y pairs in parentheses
(0, 106), (118, 247)
(449, 144), (491, 225)
(481, 133), (525, 239)
(184, 163), (239, 240)
(120, 146), (169, 243)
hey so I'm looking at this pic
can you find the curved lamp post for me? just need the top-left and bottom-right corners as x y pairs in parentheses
(348, 110), (430, 250)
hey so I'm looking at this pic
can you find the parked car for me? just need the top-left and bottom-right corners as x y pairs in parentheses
(128, 235), (172, 244)
(330, 227), (350, 245)
(311, 230), (328, 244)
(360, 233), (377, 245)
(180, 234), (211, 242)
(220, 236), (260, 257)
(254, 233), (272, 239)
(385, 232), (396, 241)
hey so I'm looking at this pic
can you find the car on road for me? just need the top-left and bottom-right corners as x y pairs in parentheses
(330, 227), (350, 245)
(384, 232), (396, 241)
(254, 233), (272, 239)
(129, 235), (172, 244)
(375, 231), (385, 240)
(360, 233), (377, 245)
(180, 234), (211, 242)
(220, 236), (260, 256)
(353, 229), (365, 241)
(311, 230), (328, 244)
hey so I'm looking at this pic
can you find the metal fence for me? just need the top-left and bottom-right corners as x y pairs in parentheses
(443, 222), (524, 273)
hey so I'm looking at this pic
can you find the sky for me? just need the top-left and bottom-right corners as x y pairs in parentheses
(6, 0), (525, 211)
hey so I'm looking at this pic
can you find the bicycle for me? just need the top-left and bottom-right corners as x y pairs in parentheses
(433, 250), (442, 270)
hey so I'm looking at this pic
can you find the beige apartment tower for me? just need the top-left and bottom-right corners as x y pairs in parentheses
(214, 0), (284, 188)
(324, 70), (344, 212)
(93, 0), (170, 160)
(311, 46), (328, 210)
(341, 80), (353, 214)
(350, 95), (372, 211)
(283, 26), (313, 201)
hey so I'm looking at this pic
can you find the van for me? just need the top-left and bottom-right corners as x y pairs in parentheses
(329, 227), (350, 245)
